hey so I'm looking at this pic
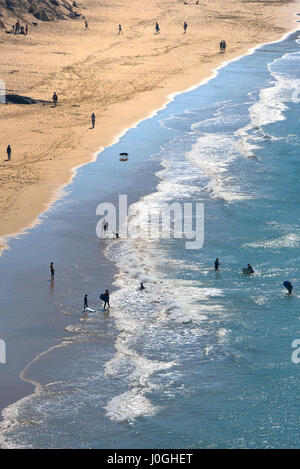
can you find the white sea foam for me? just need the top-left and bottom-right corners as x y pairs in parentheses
(105, 390), (157, 422)
(244, 233), (300, 249)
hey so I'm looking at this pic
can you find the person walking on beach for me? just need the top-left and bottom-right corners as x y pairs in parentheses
(25, 24), (28, 35)
(52, 92), (58, 107)
(50, 262), (55, 280)
(183, 21), (188, 34)
(214, 258), (220, 271)
(155, 22), (160, 34)
(118, 24), (123, 34)
(91, 112), (96, 128)
(85, 19), (89, 30)
(6, 145), (11, 161)
(100, 289), (110, 309)
(84, 294), (88, 312)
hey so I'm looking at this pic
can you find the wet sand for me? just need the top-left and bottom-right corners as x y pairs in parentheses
(0, 115), (160, 436)
(0, 0), (299, 250)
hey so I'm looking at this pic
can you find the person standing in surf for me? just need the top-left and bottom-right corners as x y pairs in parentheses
(214, 258), (220, 271)
(84, 294), (88, 312)
(283, 281), (293, 294)
(50, 262), (55, 280)
(101, 289), (110, 309)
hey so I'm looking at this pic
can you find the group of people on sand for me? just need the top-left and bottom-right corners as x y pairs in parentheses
(154, 21), (189, 35)
(50, 91), (96, 129)
(214, 258), (294, 294)
(12, 20), (28, 35)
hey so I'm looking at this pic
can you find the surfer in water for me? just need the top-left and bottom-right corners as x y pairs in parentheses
(101, 289), (110, 309)
(83, 294), (88, 312)
(247, 264), (254, 274)
(283, 281), (293, 294)
(214, 258), (220, 271)
(139, 282), (145, 291)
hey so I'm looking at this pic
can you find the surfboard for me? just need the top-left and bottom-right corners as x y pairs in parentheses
(85, 307), (95, 313)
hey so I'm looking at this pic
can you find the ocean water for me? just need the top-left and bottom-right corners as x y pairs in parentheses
(1, 31), (300, 449)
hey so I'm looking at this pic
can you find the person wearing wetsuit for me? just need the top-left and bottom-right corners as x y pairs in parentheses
(283, 281), (293, 294)
(139, 283), (145, 291)
(84, 294), (88, 311)
(214, 258), (220, 271)
(103, 290), (110, 309)
(247, 264), (254, 274)
(50, 262), (55, 280)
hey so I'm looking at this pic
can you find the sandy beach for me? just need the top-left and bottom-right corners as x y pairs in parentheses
(0, 0), (299, 249)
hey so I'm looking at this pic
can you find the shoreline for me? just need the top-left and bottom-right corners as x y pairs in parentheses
(0, 0), (299, 254)
(0, 0), (300, 446)
(1, 25), (300, 426)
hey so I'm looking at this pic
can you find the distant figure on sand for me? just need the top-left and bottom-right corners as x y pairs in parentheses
(25, 25), (28, 35)
(139, 283), (145, 291)
(6, 145), (11, 161)
(50, 262), (55, 280)
(214, 258), (220, 271)
(118, 24), (123, 34)
(85, 20), (89, 30)
(91, 112), (96, 128)
(220, 40), (226, 52)
(183, 21), (188, 34)
(52, 92), (58, 107)
(84, 294), (88, 311)
(155, 22), (160, 34)
(15, 20), (20, 34)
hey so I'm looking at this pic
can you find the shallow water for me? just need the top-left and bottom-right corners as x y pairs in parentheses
(1, 32), (300, 449)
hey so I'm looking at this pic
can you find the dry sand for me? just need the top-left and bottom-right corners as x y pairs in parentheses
(0, 0), (299, 249)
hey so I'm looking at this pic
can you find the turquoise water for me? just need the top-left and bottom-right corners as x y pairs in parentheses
(1, 32), (300, 449)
